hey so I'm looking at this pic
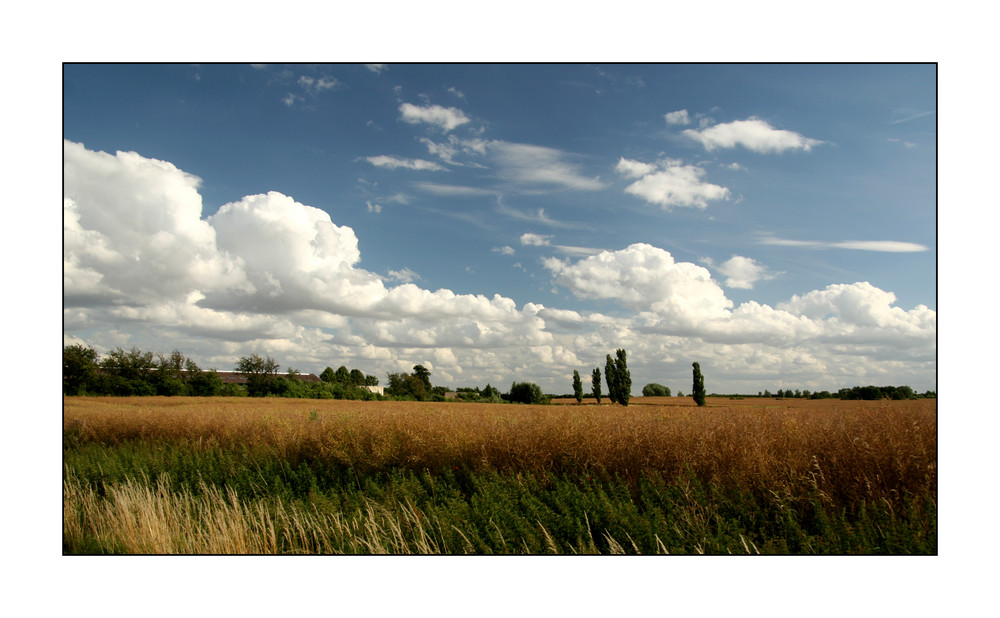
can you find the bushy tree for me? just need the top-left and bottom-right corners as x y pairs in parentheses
(591, 368), (602, 404)
(63, 344), (99, 395)
(692, 362), (706, 407)
(412, 365), (432, 393)
(236, 353), (280, 397)
(99, 347), (157, 396)
(572, 370), (583, 403)
(386, 371), (429, 400)
(320, 367), (336, 383)
(642, 383), (670, 397)
(151, 350), (188, 396)
(187, 367), (223, 397)
(509, 381), (547, 404)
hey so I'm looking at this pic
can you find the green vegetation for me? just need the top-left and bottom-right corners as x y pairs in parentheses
(641, 383), (671, 397)
(591, 368), (602, 404)
(65, 345), (933, 403)
(509, 381), (548, 404)
(62, 398), (937, 555)
(604, 349), (631, 406)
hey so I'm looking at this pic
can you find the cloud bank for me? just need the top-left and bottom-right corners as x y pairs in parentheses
(63, 141), (936, 392)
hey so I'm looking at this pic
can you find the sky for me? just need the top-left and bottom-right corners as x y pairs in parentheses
(63, 63), (936, 394)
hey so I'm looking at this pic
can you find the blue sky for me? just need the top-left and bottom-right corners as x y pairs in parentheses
(63, 63), (936, 393)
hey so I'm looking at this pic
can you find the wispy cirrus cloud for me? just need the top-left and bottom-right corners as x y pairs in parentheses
(419, 135), (488, 166)
(496, 202), (578, 229)
(298, 75), (342, 94)
(684, 117), (825, 153)
(490, 142), (605, 192)
(889, 108), (935, 125)
(364, 155), (446, 172)
(520, 233), (601, 257)
(413, 182), (498, 197)
(759, 236), (929, 253)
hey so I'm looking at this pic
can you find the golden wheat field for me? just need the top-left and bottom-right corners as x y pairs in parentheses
(64, 395), (936, 500)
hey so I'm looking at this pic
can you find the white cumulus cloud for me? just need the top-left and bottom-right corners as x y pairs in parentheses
(615, 157), (730, 209)
(544, 244), (734, 328)
(63, 141), (936, 394)
(399, 102), (470, 132)
(683, 117), (825, 153)
(520, 233), (552, 247)
(614, 157), (657, 179)
(705, 255), (778, 289)
(665, 109), (690, 125)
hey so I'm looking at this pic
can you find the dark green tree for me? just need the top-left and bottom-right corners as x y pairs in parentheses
(642, 383), (670, 397)
(692, 362), (706, 407)
(187, 366), (223, 397)
(236, 353), (281, 397)
(509, 381), (546, 404)
(63, 344), (99, 395)
(100, 347), (157, 396)
(152, 349), (188, 396)
(412, 365), (432, 393)
(605, 354), (618, 405)
(591, 368), (602, 404)
(320, 367), (336, 383)
(614, 349), (631, 406)
(335, 366), (351, 385)
(572, 370), (583, 403)
(386, 371), (429, 400)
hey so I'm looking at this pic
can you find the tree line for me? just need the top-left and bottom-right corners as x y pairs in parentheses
(65, 344), (934, 402)
(63, 345), (382, 400)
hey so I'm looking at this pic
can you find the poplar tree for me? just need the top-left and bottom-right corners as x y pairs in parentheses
(615, 348), (631, 407)
(605, 354), (618, 405)
(591, 368), (602, 404)
(572, 370), (583, 403)
(692, 362), (706, 407)
(604, 349), (631, 406)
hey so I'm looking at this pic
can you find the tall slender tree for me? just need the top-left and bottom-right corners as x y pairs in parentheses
(615, 348), (631, 407)
(591, 367), (602, 404)
(692, 362), (706, 407)
(572, 370), (583, 403)
(605, 354), (618, 405)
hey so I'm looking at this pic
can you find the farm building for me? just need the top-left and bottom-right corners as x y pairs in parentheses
(203, 371), (323, 384)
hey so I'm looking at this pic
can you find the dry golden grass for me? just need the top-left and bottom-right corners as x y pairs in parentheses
(62, 470), (471, 554)
(64, 395), (936, 506)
